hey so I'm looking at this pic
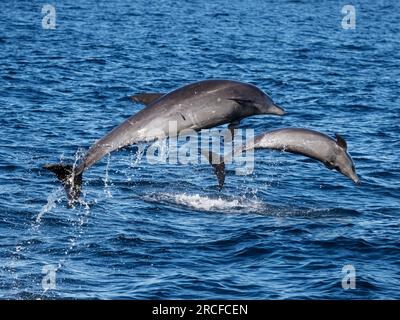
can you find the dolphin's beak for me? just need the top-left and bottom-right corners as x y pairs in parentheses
(269, 103), (286, 116)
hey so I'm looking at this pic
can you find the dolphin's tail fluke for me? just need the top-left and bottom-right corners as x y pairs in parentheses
(43, 163), (83, 206)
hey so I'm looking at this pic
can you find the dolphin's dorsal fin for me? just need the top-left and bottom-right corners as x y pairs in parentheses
(200, 150), (226, 189)
(130, 93), (166, 106)
(335, 133), (347, 150)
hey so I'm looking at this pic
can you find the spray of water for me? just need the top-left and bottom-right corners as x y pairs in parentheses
(103, 153), (113, 198)
(34, 187), (64, 225)
(7, 149), (93, 297)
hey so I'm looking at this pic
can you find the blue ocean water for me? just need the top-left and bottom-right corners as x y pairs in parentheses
(0, 0), (399, 299)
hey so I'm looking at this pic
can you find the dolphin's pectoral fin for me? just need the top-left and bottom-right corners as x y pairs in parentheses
(130, 93), (166, 106)
(43, 163), (83, 207)
(201, 150), (226, 189)
(228, 98), (254, 104)
(228, 120), (240, 137)
(227, 98), (255, 107)
(213, 161), (226, 190)
(324, 162), (335, 170)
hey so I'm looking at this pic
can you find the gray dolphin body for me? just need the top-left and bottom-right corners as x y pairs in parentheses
(211, 128), (360, 188)
(44, 80), (285, 205)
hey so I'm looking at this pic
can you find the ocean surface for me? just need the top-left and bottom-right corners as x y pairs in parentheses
(0, 0), (399, 299)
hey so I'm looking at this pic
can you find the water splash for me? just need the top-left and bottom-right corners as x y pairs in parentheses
(123, 144), (146, 182)
(129, 144), (146, 168)
(34, 187), (64, 226)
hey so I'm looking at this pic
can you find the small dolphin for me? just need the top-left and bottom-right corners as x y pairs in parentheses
(44, 80), (285, 205)
(208, 128), (360, 188)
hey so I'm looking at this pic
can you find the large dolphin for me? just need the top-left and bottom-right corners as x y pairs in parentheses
(44, 79), (285, 205)
(208, 128), (360, 188)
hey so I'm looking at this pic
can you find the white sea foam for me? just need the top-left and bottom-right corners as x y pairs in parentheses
(151, 192), (265, 213)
